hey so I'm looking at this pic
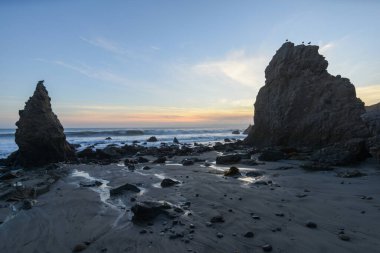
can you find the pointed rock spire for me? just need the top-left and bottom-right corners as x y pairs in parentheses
(12, 81), (74, 167)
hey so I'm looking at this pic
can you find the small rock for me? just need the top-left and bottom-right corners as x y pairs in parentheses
(306, 221), (317, 228)
(153, 156), (166, 164)
(216, 232), (224, 238)
(244, 231), (254, 238)
(161, 178), (180, 188)
(262, 244), (272, 252)
(339, 234), (350, 241)
(210, 215), (225, 223)
(72, 243), (87, 252)
(224, 166), (241, 177)
(147, 136), (158, 142)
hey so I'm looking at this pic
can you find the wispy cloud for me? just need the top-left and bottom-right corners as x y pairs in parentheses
(192, 50), (268, 87)
(319, 42), (335, 54)
(80, 36), (128, 55)
(53, 60), (131, 86)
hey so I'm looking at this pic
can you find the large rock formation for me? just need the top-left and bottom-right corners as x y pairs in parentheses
(246, 42), (370, 148)
(10, 81), (74, 167)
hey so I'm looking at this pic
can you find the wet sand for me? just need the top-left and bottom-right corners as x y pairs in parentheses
(1, 151), (380, 253)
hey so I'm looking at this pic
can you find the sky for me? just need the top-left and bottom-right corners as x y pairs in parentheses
(0, 0), (379, 128)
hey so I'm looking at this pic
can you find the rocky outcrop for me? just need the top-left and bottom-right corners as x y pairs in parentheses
(246, 42), (370, 148)
(8, 81), (75, 167)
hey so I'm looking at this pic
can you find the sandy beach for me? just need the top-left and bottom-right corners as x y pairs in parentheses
(1, 151), (379, 253)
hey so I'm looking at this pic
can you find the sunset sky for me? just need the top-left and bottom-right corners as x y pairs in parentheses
(1, 0), (379, 128)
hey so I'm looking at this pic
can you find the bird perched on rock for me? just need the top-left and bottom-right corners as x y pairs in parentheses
(302, 41), (304, 44)
(286, 39), (288, 42)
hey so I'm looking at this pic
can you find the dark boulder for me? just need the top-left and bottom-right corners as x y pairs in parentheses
(232, 130), (240, 134)
(216, 154), (241, 165)
(310, 138), (370, 165)
(152, 156), (166, 164)
(161, 178), (180, 187)
(173, 137), (180, 144)
(147, 136), (158, 142)
(224, 166), (241, 177)
(131, 201), (172, 222)
(110, 183), (140, 196)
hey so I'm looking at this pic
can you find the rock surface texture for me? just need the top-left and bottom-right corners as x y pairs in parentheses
(246, 42), (370, 148)
(11, 81), (74, 167)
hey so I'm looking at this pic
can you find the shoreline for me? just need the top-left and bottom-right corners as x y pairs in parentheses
(1, 150), (379, 252)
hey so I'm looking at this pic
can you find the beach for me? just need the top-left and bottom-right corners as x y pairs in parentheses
(1, 151), (379, 253)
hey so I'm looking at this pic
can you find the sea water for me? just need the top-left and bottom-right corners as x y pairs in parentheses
(0, 127), (246, 158)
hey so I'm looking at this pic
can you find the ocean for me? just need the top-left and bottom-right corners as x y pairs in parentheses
(0, 128), (246, 158)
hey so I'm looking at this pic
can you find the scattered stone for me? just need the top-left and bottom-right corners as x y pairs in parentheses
(79, 180), (102, 187)
(306, 221), (317, 228)
(182, 159), (194, 166)
(137, 157), (149, 163)
(210, 215), (225, 223)
(142, 166), (151, 170)
(224, 166), (241, 177)
(244, 231), (254, 238)
(72, 243), (87, 252)
(153, 156), (166, 164)
(337, 170), (366, 178)
(216, 232), (224, 238)
(147, 136), (158, 142)
(140, 229), (148, 234)
(216, 154), (241, 165)
(131, 201), (173, 222)
(173, 137), (180, 144)
(262, 244), (273, 252)
(21, 199), (33, 210)
(110, 183), (140, 196)
(232, 130), (240, 134)
(105, 137), (112, 140)
(161, 178), (180, 188)
(339, 234), (350, 241)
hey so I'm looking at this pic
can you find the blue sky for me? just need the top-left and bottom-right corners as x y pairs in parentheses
(0, 0), (379, 128)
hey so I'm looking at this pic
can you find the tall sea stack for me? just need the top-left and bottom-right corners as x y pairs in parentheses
(11, 81), (74, 167)
(246, 42), (370, 148)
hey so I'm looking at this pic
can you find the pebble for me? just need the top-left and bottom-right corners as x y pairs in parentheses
(140, 229), (148, 234)
(216, 232), (224, 238)
(72, 243), (87, 252)
(262, 244), (273, 252)
(339, 234), (350, 241)
(306, 221), (317, 228)
(244, 231), (254, 238)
